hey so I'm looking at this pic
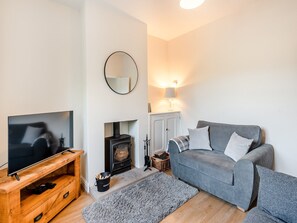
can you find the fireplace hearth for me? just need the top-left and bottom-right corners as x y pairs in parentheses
(105, 131), (132, 176)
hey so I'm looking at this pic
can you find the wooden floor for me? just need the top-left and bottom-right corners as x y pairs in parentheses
(50, 191), (94, 223)
(51, 188), (246, 223)
(161, 191), (246, 223)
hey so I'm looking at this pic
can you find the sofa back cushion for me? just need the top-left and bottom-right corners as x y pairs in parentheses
(257, 166), (297, 223)
(197, 120), (262, 153)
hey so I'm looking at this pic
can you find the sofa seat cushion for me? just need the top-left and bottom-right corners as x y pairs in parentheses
(243, 208), (284, 223)
(178, 150), (235, 185)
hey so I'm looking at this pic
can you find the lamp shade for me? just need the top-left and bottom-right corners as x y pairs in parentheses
(164, 87), (176, 98)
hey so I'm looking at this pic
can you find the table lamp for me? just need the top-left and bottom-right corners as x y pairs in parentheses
(164, 87), (176, 111)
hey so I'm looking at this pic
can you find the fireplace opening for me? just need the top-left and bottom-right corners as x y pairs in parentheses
(105, 122), (132, 175)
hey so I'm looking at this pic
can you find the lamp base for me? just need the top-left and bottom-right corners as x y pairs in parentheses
(168, 99), (174, 111)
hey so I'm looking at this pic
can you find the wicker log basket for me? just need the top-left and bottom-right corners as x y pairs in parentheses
(151, 152), (170, 171)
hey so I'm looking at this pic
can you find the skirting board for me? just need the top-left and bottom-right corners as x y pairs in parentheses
(81, 176), (90, 193)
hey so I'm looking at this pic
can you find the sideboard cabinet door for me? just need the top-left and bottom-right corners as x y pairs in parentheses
(149, 111), (181, 156)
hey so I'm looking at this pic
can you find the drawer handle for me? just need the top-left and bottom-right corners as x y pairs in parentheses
(34, 213), (43, 222)
(63, 191), (69, 199)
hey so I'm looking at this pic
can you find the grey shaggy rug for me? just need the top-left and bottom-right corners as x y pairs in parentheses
(82, 172), (198, 223)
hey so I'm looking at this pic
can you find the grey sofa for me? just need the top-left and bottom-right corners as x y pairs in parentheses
(243, 166), (297, 223)
(168, 120), (274, 211)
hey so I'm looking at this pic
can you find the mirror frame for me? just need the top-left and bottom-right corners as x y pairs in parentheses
(104, 51), (139, 95)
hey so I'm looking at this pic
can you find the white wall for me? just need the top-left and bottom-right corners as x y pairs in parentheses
(0, 0), (84, 167)
(147, 36), (170, 113)
(83, 0), (148, 187)
(148, 0), (297, 177)
(165, 0), (297, 176)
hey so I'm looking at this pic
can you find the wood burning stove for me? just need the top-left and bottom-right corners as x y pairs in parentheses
(105, 123), (132, 175)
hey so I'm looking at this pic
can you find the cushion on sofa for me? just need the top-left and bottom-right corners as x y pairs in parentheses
(224, 132), (253, 161)
(243, 207), (285, 223)
(257, 166), (297, 223)
(188, 126), (212, 150)
(197, 120), (261, 153)
(178, 150), (235, 185)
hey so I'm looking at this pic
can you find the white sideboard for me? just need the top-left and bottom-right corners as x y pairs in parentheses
(148, 111), (181, 156)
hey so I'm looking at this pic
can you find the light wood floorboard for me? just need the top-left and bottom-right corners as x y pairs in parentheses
(50, 191), (94, 223)
(51, 189), (246, 223)
(161, 191), (246, 223)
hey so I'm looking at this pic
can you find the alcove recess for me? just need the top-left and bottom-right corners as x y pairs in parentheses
(0, 150), (83, 223)
(104, 120), (138, 166)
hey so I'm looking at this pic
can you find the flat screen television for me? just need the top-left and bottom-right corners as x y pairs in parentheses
(8, 111), (73, 176)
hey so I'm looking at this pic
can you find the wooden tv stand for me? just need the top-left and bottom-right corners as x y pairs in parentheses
(0, 150), (83, 223)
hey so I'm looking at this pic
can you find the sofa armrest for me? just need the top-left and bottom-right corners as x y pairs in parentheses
(255, 166), (297, 223)
(234, 144), (274, 211)
(167, 139), (183, 177)
(167, 140), (181, 155)
(241, 144), (274, 169)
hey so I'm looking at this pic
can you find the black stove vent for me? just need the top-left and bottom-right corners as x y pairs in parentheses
(113, 122), (120, 138)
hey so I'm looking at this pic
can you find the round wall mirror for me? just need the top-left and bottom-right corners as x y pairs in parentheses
(104, 51), (138, 95)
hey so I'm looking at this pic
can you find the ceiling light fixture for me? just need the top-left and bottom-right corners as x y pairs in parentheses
(180, 0), (205, 9)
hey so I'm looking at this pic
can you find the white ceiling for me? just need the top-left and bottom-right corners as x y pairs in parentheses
(104, 0), (258, 41)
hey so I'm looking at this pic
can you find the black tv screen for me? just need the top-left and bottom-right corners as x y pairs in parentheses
(8, 111), (73, 175)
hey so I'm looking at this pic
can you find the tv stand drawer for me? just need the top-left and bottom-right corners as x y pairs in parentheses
(22, 178), (76, 223)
